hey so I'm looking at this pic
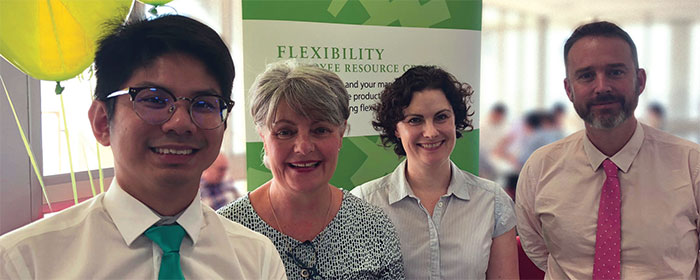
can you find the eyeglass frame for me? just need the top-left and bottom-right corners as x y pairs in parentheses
(286, 240), (322, 279)
(106, 86), (235, 129)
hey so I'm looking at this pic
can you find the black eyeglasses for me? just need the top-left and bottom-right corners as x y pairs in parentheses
(286, 240), (322, 279)
(107, 87), (234, 130)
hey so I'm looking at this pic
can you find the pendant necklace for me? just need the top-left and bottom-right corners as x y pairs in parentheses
(268, 186), (333, 278)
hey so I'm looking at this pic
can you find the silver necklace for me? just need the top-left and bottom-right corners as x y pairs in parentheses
(268, 186), (333, 278)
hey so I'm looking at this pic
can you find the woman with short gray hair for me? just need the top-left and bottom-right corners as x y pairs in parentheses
(250, 60), (350, 130)
(218, 60), (405, 279)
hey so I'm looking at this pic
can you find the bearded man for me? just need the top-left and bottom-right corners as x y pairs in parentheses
(515, 21), (700, 279)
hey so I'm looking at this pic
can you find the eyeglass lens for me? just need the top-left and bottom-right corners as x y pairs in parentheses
(287, 240), (320, 279)
(132, 87), (229, 129)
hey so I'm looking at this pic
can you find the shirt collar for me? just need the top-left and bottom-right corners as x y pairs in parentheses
(446, 160), (471, 201)
(583, 120), (644, 173)
(387, 159), (470, 204)
(388, 160), (412, 204)
(103, 179), (204, 246)
(177, 190), (204, 244)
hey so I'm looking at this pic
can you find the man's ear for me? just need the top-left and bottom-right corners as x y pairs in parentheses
(636, 68), (647, 96)
(88, 100), (111, 146)
(564, 78), (574, 102)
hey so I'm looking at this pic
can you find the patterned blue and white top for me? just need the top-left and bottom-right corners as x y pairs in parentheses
(217, 189), (405, 280)
(351, 159), (516, 280)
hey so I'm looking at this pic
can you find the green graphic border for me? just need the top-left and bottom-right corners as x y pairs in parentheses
(245, 129), (479, 191)
(242, 0), (481, 30)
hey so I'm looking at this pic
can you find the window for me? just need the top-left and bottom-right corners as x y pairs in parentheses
(480, 2), (699, 143)
(41, 69), (113, 176)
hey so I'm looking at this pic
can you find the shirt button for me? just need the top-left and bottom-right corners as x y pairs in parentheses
(438, 202), (444, 207)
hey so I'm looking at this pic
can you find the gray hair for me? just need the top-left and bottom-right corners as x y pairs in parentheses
(250, 60), (350, 130)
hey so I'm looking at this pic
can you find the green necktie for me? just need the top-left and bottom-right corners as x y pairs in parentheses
(145, 224), (186, 280)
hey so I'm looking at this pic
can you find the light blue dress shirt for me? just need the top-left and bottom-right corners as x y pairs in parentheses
(352, 160), (515, 280)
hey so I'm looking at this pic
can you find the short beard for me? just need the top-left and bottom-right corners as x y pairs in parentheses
(584, 109), (627, 129)
(572, 85), (639, 130)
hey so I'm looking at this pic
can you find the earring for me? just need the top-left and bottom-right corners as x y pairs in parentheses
(260, 148), (270, 169)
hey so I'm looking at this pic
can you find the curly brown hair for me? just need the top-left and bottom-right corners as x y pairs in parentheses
(372, 66), (474, 156)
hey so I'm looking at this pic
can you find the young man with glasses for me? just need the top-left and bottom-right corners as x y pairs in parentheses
(0, 15), (286, 279)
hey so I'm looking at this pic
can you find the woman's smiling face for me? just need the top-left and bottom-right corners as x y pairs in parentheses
(395, 89), (456, 168)
(261, 100), (344, 193)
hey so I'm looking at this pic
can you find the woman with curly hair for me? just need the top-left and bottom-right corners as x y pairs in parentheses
(352, 66), (518, 279)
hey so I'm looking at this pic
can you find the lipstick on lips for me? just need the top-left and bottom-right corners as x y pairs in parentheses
(418, 140), (444, 150)
(288, 160), (321, 172)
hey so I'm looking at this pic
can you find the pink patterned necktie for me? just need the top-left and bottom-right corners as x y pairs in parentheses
(593, 159), (621, 280)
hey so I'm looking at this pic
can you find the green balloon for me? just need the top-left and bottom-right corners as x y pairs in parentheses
(138, 0), (173, 6)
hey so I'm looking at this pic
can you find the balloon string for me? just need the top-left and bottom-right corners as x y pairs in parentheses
(80, 138), (96, 197)
(81, 67), (100, 195)
(86, 67), (105, 194)
(0, 74), (52, 211)
(59, 91), (79, 205)
(98, 145), (104, 193)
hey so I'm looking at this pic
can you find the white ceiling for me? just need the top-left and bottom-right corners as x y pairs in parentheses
(484, 0), (700, 27)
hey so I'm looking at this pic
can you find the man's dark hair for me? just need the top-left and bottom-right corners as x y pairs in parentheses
(648, 102), (665, 118)
(94, 15), (234, 120)
(564, 21), (639, 69)
(492, 102), (507, 115)
(524, 111), (544, 130)
(372, 65), (474, 156)
(552, 102), (566, 115)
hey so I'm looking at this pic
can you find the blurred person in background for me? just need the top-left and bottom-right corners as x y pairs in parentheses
(479, 103), (510, 181)
(201, 153), (241, 210)
(517, 111), (564, 167)
(493, 110), (562, 172)
(492, 110), (563, 194)
(641, 101), (665, 130)
(552, 102), (584, 136)
(551, 103), (567, 133)
(489, 114), (529, 183)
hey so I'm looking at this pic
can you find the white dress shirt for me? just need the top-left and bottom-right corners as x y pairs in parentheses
(0, 179), (286, 279)
(352, 160), (516, 280)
